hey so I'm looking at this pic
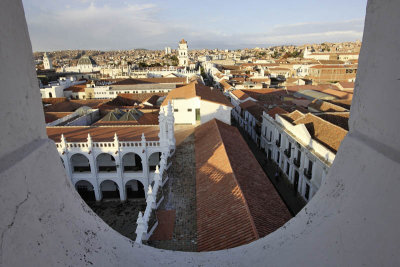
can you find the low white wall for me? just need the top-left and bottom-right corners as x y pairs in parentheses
(200, 100), (231, 125)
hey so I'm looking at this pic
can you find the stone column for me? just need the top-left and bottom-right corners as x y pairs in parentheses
(88, 134), (101, 201)
(114, 133), (125, 201)
(166, 101), (175, 147)
(158, 111), (167, 147)
(135, 212), (146, 244)
(60, 134), (73, 182)
(141, 133), (149, 186)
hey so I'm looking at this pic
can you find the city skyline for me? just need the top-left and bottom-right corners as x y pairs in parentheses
(23, 0), (367, 51)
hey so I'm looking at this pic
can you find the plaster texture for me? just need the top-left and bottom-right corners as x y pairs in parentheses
(1, 0), (400, 266)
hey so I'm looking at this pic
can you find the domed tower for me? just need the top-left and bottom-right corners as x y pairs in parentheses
(178, 38), (188, 67)
(77, 55), (97, 73)
(43, 52), (53, 70)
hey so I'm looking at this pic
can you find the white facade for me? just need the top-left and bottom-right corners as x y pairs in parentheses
(165, 47), (172, 54)
(260, 112), (333, 202)
(178, 39), (189, 67)
(91, 84), (174, 99)
(40, 76), (84, 98)
(303, 47), (331, 60)
(161, 98), (232, 125)
(43, 52), (53, 70)
(54, 106), (176, 202)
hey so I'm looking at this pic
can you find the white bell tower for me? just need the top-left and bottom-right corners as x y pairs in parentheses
(178, 39), (188, 67)
(43, 52), (53, 70)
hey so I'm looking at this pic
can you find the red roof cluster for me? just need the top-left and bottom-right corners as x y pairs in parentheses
(196, 119), (291, 251)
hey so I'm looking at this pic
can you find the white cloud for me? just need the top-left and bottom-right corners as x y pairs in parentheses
(24, 2), (364, 51)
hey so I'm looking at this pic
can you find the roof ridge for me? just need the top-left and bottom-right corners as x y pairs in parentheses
(211, 120), (260, 239)
(302, 113), (348, 133)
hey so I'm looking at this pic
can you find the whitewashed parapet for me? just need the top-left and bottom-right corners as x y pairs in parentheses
(135, 162), (167, 243)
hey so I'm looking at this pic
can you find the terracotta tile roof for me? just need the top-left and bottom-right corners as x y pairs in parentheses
(42, 98), (67, 105)
(47, 126), (160, 143)
(239, 99), (257, 110)
(246, 104), (268, 122)
(97, 93), (167, 110)
(44, 112), (73, 123)
(280, 110), (305, 123)
(161, 82), (233, 107)
(318, 60), (345, 65)
(241, 89), (288, 103)
(44, 99), (108, 112)
(322, 89), (353, 100)
(316, 112), (350, 131)
(310, 65), (354, 69)
(64, 84), (86, 92)
(112, 77), (187, 85)
(337, 81), (354, 90)
(266, 107), (288, 119)
(231, 90), (251, 101)
(219, 79), (232, 91)
(285, 77), (302, 83)
(291, 113), (348, 153)
(196, 119), (291, 251)
(286, 84), (339, 93)
(308, 99), (348, 112)
(248, 77), (271, 83)
(142, 95), (161, 106)
(326, 99), (352, 110)
(268, 67), (291, 71)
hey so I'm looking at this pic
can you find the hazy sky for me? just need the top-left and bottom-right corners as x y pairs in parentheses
(22, 0), (368, 51)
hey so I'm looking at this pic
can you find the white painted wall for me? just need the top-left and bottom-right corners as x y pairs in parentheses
(162, 97), (200, 125)
(200, 100), (231, 125)
(2, 1), (400, 266)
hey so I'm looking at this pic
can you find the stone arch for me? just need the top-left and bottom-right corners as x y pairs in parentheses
(96, 153), (117, 172)
(74, 180), (95, 201)
(100, 180), (119, 199)
(70, 153), (91, 173)
(122, 152), (143, 172)
(125, 179), (145, 199)
(148, 152), (161, 171)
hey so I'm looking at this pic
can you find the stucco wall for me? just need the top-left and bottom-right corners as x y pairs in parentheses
(1, 1), (400, 266)
(200, 100), (231, 125)
(162, 98), (200, 125)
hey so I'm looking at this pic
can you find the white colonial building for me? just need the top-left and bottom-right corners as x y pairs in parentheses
(43, 52), (53, 70)
(64, 55), (101, 73)
(47, 103), (176, 202)
(161, 82), (233, 125)
(40, 76), (85, 98)
(178, 39), (189, 67)
(260, 110), (347, 202)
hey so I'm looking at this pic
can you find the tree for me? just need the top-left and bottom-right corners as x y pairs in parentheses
(272, 51), (280, 59)
(170, 55), (178, 66)
(138, 62), (148, 68)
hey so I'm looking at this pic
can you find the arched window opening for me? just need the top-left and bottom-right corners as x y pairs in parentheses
(96, 153), (117, 172)
(122, 153), (142, 172)
(148, 152), (161, 171)
(75, 180), (95, 201)
(125, 180), (145, 199)
(100, 180), (119, 199)
(71, 153), (91, 172)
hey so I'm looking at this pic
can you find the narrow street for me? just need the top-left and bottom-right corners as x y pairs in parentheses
(232, 119), (306, 215)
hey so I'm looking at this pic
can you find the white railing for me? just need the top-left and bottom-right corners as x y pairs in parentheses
(135, 152), (169, 243)
(55, 135), (161, 151)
